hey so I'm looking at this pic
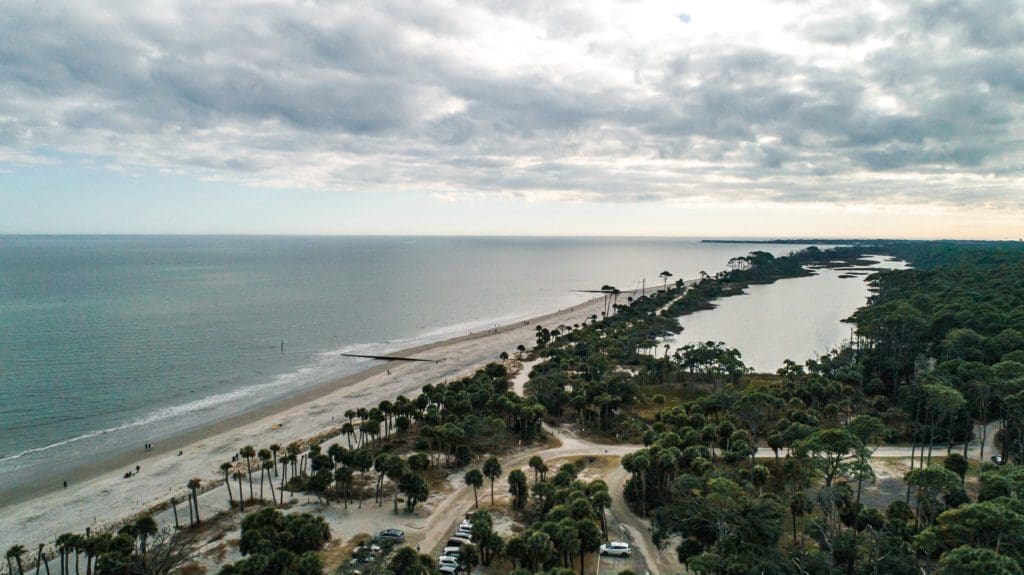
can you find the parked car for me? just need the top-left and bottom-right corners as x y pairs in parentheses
(442, 546), (463, 557)
(992, 455), (1006, 465)
(438, 555), (460, 567)
(447, 537), (472, 548)
(459, 520), (473, 530)
(454, 529), (474, 539)
(599, 542), (632, 557)
(439, 565), (462, 574)
(377, 528), (406, 543)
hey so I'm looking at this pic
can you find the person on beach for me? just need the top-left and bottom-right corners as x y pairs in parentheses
(136, 465), (141, 473)
(63, 480), (67, 489)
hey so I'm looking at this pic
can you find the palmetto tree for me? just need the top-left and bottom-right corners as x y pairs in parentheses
(790, 491), (811, 545)
(386, 459), (410, 514)
(262, 460), (277, 504)
(257, 449), (271, 500)
(69, 534), (85, 575)
(186, 478), (202, 525)
(286, 442), (301, 477)
(55, 534), (74, 575)
(464, 469), (484, 508)
(507, 470), (528, 510)
(238, 445), (256, 501)
(334, 467), (353, 509)
(6, 544), (27, 575)
(341, 423), (355, 449)
(482, 457), (502, 505)
(576, 520), (602, 575)
(133, 516), (157, 556)
(34, 543), (49, 575)
(528, 456), (548, 485)
(269, 444), (281, 477)
(220, 462), (234, 507)
(232, 471), (246, 512)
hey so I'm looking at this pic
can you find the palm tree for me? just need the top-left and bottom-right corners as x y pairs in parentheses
(239, 445), (256, 501)
(387, 546), (432, 574)
(263, 460), (277, 504)
(528, 456), (548, 485)
(55, 534), (73, 575)
(464, 469), (484, 508)
(576, 520), (602, 575)
(386, 459), (410, 514)
(790, 491), (811, 545)
(84, 533), (111, 575)
(482, 457), (502, 505)
(269, 444), (281, 477)
(588, 487), (612, 538)
(35, 543), (50, 575)
(7, 544), (27, 575)
(507, 470), (528, 510)
(133, 517), (157, 556)
(220, 462), (234, 507)
(187, 478), (202, 525)
(286, 442), (301, 477)
(69, 535), (84, 575)
(257, 449), (271, 500)
(233, 471), (246, 512)
(334, 467), (353, 509)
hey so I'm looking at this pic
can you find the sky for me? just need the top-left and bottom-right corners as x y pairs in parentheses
(1, 0), (1022, 238)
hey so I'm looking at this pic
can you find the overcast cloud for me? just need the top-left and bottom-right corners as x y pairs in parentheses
(1, 0), (1023, 209)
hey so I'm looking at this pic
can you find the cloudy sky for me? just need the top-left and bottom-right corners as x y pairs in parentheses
(1, 0), (1022, 237)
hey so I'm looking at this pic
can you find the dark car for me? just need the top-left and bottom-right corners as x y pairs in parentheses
(377, 528), (406, 543)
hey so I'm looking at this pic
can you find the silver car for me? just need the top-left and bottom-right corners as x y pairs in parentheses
(599, 541), (632, 557)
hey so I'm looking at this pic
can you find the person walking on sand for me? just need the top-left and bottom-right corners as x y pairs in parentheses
(63, 480), (67, 489)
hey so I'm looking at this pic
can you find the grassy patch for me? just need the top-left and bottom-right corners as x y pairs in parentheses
(626, 383), (705, 419)
(323, 533), (372, 573)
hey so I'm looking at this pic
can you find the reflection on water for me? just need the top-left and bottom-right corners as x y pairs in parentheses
(666, 256), (908, 373)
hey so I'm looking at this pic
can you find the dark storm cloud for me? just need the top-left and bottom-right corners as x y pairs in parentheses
(0, 0), (1022, 208)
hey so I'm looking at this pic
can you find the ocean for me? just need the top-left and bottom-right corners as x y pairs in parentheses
(0, 235), (819, 500)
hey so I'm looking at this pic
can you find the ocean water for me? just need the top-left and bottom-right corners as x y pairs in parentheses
(665, 256), (908, 372)
(0, 236), (813, 499)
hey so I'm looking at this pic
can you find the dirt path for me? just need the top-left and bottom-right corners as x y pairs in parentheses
(419, 424), (642, 556)
(604, 464), (685, 575)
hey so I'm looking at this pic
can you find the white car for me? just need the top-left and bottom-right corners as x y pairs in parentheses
(459, 520), (473, 530)
(438, 555), (460, 567)
(600, 542), (632, 557)
(454, 529), (474, 539)
(439, 565), (461, 575)
(442, 546), (463, 557)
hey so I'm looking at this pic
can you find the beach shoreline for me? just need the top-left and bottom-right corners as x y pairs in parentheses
(0, 287), (660, 551)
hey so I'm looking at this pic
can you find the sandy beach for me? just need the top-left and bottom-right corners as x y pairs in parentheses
(0, 289), (645, 553)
